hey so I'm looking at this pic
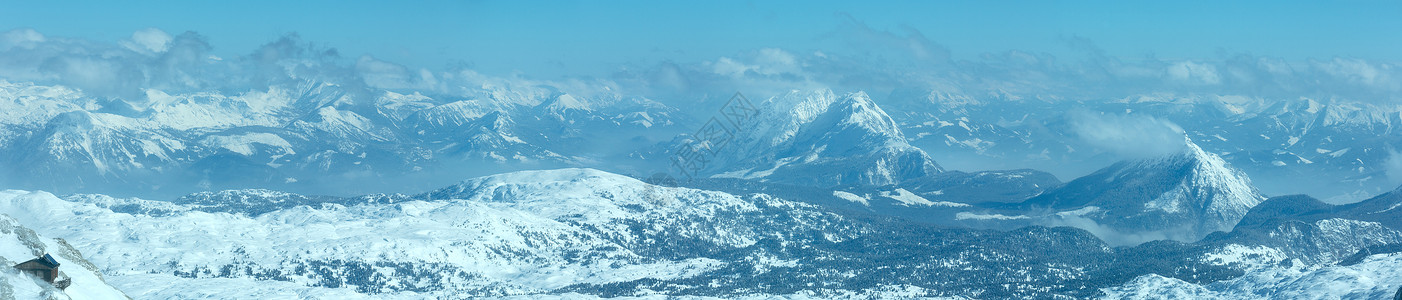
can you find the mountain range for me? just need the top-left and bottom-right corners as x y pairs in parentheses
(2, 77), (1401, 298)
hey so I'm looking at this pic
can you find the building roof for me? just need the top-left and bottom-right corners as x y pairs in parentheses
(17, 254), (60, 269)
(40, 254), (59, 268)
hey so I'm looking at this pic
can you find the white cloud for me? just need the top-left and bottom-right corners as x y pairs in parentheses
(1313, 58), (1397, 91)
(1167, 61), (1221, 85)
(1256, 57), (1295, 76)
(0, 29), (332, 99)
(357, 55), (412, 88)
(710, 57), (750, 78)
(0, 26), (1398, 111)
(1040, 213), (1188, 246)
(709, 48), (803, 78)
(826, 14), (950, 63)
(0, 28), (45, 51)
(756, 48), (800, 73)
(1319, 58), (1380, 85)
(121, 28), (173, 54)
(355, 55), (445, 91)
(1386, 150), (1402, 186)
(37, 55), (142, 97)
(1070, 111), (1187, 159)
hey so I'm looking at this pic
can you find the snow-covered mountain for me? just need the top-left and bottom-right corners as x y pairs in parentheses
(1104, 252), (1402, 299)
(702, 90), (942, 187)
(1, 171), (786, 296)
(1198, 186), (1402, 264)
(1019, 138), (1266, 242)
(0, 80), (679, 198)
(0, 168), (1286, 299)
(1101, 198), (1402, 299)
(4, 75), (1392, 206)
(884, 89), (1402, 203)
(1093, 185), (1402, 298)
(12, 110), (190, 186)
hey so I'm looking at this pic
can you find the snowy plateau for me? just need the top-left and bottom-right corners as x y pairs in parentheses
(0, 77), (1401, 299)
(1, 168), (1400, 299)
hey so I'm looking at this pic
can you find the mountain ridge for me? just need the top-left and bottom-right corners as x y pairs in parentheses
(1020, 138), (1266, 242)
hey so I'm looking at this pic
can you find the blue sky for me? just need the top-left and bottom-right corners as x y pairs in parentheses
(3, 0), (1398, 78)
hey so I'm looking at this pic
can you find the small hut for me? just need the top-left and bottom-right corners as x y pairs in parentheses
(14, 254), (69, 289)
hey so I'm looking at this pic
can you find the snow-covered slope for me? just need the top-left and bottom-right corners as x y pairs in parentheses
(434, 112), (568, 162)
(8, 110), (191, 192)
(0, 80), (685, 197)
(1199, 190), (1402, 264)
(1103, 252), (1402, 299)
(1022, 138), (1266, 243)
(706, 90), (942, 186)
(898, 169), (1061, 204)
(0, 213), (129, 299)
(0, 169), (862, 297)
(0, 168), (1212, 298)
(405, 99), (502, 130)
(0, 80), (93, 147)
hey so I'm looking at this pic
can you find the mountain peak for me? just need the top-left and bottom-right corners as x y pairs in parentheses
(408, 99), (500, 129)
(704, 90), (941, 186)
(473, 110), (514, 131)
(1027, 136), (1265, 243)
(540, 93), (591, 113)
(1176, 139), (1265, 222)
(1108, 138), (1231, 183)
(830, 91), (907, 141)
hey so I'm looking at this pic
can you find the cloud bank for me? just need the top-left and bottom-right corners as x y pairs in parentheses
(2, 24), (1399, 111)
(1069, 111), (1188, 159)
(1386, 150), (1402, 187)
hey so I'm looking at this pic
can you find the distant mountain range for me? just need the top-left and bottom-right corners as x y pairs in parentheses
(3, 77), (1402, 298)
(3, 78), (1397, 203)
(887, 89), (1402, 203)
(0, 80), (679, 197)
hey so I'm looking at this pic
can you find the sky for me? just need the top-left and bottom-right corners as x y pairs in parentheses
(3, 0), (1399, 78)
